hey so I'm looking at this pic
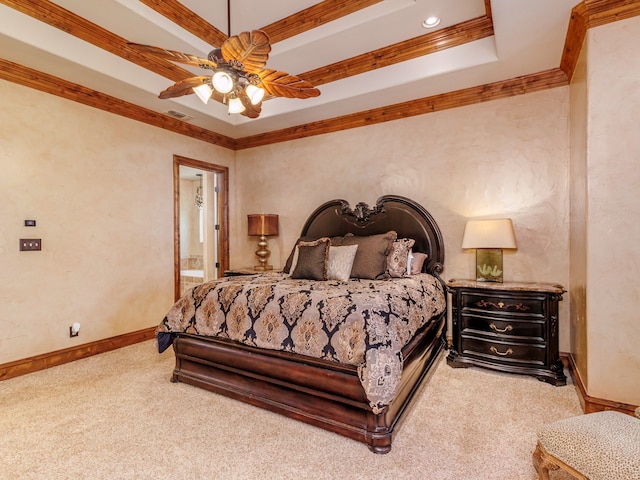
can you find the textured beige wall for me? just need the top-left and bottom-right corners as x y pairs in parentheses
(0, 80), (234, 364)
(583, 17), (640, 404)
(4, 18), (637, 407)
(569, 36), (589, 388)
(236, 88), (571, 349)
(179, 178), (203, 260)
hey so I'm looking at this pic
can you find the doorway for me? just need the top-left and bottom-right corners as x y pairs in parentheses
(173, 155), (229, 300)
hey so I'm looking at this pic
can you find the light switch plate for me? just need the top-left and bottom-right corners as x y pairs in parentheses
(20, 239), (41, 251)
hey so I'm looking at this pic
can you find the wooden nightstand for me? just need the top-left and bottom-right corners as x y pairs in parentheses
(446, 279), (566, 386)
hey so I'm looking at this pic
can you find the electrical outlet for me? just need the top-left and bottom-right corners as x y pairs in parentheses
(20, 239), (41, 251)
(69, 322), (80, 338)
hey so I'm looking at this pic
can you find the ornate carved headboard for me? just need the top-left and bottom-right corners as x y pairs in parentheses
(300, 195), (444, 277)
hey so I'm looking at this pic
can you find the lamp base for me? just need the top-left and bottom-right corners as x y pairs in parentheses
(475, 248), (504, 282)
(254, 264), (273, 271)
(254, 235), (272, 271)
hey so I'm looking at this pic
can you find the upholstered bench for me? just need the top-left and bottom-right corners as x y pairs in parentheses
(533, 408), (640, 479)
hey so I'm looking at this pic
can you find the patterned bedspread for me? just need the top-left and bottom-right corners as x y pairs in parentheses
(157, 272), (446, 411)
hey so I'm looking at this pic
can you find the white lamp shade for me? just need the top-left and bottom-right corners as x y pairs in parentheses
(192, 83), (212, 104)
(228, 96), (245, 114)
(461, 218), (517, 249)
(212, 71), (234, 94)
(245, 84), (265, 105)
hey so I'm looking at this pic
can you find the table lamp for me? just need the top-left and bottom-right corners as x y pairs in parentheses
(461, 218), (517, 282)
(248, 214), (279, 271)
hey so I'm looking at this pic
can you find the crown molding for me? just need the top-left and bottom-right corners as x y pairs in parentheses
(560, 0), (640, 81)
(235, 68), (568, 149)
(0, 58), (238, 150)
(2, 1), (638, 150)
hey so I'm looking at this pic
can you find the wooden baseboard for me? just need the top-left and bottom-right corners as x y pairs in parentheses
(0, 327), (156, 381)
(562, 352), (638, 416)
(3, 338), (637, 417)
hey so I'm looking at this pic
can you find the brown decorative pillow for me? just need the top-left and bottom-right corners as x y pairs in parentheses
(283, 235), (344, 273)
(289, 238), (329, 275)
(410, 251), (428, 274)
(290, 238), (330, 280)
(341, 231), (397, 279)
(387, 238), (415, 277)
(283, 236), (312, 274)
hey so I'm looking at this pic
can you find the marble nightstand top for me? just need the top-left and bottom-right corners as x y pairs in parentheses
(447, 279), (565, 294)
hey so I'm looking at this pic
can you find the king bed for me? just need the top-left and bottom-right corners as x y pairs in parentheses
(157, 195), (447, 453)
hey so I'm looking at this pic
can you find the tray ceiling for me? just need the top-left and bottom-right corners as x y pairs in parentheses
(0, 0), (581, 141)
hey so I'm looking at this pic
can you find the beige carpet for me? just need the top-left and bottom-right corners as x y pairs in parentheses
(0, 341), (581, 479)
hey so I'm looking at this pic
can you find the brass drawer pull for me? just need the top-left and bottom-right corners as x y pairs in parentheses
(489, 323), (513, 334)
(490, 346), (513, 356)
(476, 299), (530, 311)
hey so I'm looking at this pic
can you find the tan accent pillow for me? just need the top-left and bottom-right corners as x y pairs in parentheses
(341, 231), (397, 279)
(410, 251), (428, 274)
(290, 238), (330, 280)
(387, 238), (415, 277)
(327, 245), (358, 282)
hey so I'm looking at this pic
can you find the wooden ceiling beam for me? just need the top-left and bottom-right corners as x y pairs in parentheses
(0, 58), (237, 150)
(0, 52), (569, 152)
(0, 0), (192, 83)
(560, 0), (640, 81)
(260, 0), (383, 43)
(138, 1), (383, 47)
(235, 69), (569, 150)
(300, 16), (494, 87)
(484, 0), (493, 20)
(139, 0), (227, 47)
(584, 0), (640, 27)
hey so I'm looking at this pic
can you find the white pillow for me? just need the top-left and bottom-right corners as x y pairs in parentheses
(327, 245), (358, 282)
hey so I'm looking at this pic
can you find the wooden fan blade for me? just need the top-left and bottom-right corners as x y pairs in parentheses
(221, 30), (271, 71)
(257, 69), (321, 99)
(237, 91), (262, 118)
(127, 43), (217, 70)
(159, 76), (212, 99)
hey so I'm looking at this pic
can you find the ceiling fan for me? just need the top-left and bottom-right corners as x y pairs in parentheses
(128, 27), (321, 119)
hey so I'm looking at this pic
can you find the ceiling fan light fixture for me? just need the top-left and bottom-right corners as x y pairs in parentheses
(128, 26), (320, 120)
(192, 83), (213, 104)
(212, 70), (235, 94)
(228, 95), (245, 114)
(245, 84), (265, 105)
(422, 16), (441, 28)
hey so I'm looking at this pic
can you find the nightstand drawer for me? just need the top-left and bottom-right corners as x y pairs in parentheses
(460, 314), (545, 342)
(461, 291), (546, 318)
(460, 337), (546, 366)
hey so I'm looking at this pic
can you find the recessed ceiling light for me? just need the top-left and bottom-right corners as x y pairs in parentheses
(422, 16), (441, 28)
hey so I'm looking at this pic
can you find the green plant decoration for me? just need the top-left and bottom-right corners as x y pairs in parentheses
(477, 264), (502, 278)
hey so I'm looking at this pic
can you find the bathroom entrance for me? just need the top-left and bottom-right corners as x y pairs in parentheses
(173, 155), (229, 300)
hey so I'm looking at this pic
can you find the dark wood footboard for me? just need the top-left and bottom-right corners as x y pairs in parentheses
(170, 313), (446, 454)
